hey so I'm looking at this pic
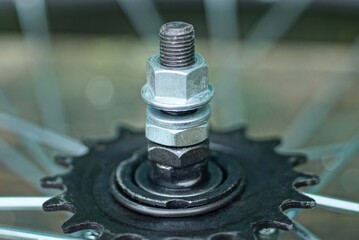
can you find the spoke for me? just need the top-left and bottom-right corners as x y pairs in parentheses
(308, 132), (359, 194)
(206, 0), (311, 127)
(282, 36), (359, 150)
(242, 0), (311, 67)
(116, 0), (162, 44)
(0, 112), (88, 156)
(282, 79), (354, 150)
(0, 90), (60, 175)
(304, 193), (359, 215)
(204, 0), (239, 39)
(14, 0), (67, 134)
(0, 139), (46, 193)
(0, 197), (49, 211)
(291, 220), (321, 240)
(294, 142), (345, 161)
(288, 189), (359, 219)
(285, 37), (359, 219)
(0, 224), (83, 240)
(22, 141), (61, 175)
(204, 0), (245, 127)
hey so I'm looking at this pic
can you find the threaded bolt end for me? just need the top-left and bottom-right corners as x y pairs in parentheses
(159, 21), (195, 68)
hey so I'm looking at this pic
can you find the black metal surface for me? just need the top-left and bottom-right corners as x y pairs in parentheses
(113, 148), (243, 217)
(147, 140), (210, 188)
(41, 127), (319, 240)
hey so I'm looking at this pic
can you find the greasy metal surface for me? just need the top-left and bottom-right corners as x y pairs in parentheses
(113, 147), (243, 216)
(41, 127), (319, 240)
(147, 139), (210, 188)
(147, 140), (209, 168)
(136, 160), (223, 197)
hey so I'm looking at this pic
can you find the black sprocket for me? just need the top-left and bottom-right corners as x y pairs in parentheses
(41, 127), (319, 240)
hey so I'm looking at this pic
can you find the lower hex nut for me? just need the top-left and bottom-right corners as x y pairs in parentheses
(145, 106), (210, 147)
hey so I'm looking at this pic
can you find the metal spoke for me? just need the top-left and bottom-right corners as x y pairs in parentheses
(282, 79), (354, 150)
(206, 0), (311, 127)
(291, 220), (321, 240)
(284, 37), (359, 219)
(0, 90), (60, 175)
(304, 193), (359, 215)
(308, 132), (359, 194)
(116, 0), (162, 44)
(205, 0), (239, 39)
(204, 0), (245, 127)
(0, 140), (46, 193)
(22, 141), (61, 175)
(14, 0), (67, 134)
(0, 224), (83, 240)
(242, 0), (311, 67)
(0, 197), (49, 211)
(0, 112), (88, 156)
(282, 36), (359, 150)
(294, 142), (345, 161)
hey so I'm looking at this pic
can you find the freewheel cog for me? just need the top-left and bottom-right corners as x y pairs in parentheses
(41, 127), (319, 240)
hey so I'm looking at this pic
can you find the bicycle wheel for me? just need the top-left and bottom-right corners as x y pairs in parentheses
(0, 1), (358, 239)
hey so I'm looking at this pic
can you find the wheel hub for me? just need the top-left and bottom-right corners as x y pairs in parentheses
(112, 147), (244, 217)
(42, 128), (318, 240)
(41, 21), (319, 240)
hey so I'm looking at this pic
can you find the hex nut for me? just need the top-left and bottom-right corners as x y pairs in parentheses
(148, 53), (207, 99)
(145, 106), (210, 147)
(148, 140), (209, 168)
(141, 53), (213, 111)
(149, 162), (207, 189)
(146, 120), (209, 147)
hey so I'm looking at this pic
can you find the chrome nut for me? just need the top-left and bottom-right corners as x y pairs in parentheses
(146, 121), (209, 147)
(145, 106), (210, 147)
(141, 53), (213, 111)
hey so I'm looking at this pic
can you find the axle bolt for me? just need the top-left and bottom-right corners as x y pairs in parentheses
(159, 21), (195, 68)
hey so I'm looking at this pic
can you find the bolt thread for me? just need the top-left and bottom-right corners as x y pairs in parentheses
(159, 21), (195, 68)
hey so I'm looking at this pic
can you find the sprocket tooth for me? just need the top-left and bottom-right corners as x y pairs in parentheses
(281, 190), (316, 210)
(228, 127), (247, 136)
(43, 193), (75, 212)
(274, 214), (295, 231)
(212, 127), (247, 138)
(83, 139), (111, 152)
(254, 212), (294, 232)
(62, 214), (102, 234)
(41, 175), (64, 190)
(82, 139), (98, 148)
(258, 138), (282, 149)
(62, 214), (84, 233)
(286, 154), (307, 167)
(117, 126), (143, 138)
(209, 232), (243, 240)
(55, 154), (74, 168)
(293, 172), (320, 188)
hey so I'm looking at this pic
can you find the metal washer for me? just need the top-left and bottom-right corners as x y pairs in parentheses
(112, 149), (244, 217)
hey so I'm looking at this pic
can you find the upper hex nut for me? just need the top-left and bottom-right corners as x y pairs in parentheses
(141, 53), (214, 112)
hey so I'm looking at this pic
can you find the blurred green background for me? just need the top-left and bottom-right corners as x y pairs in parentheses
(0, 0), (358, 239)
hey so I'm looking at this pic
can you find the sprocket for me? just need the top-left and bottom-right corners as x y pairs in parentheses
(41, 127), (319, 240)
